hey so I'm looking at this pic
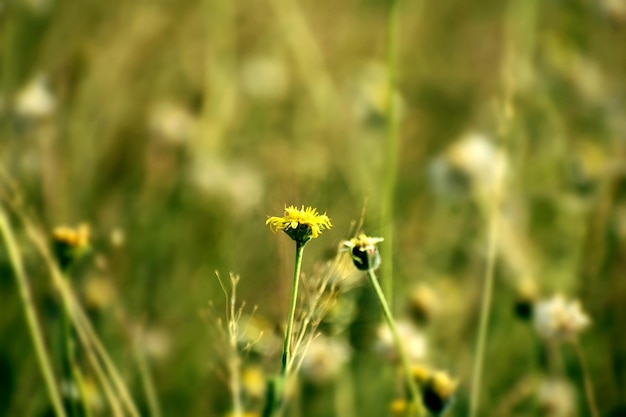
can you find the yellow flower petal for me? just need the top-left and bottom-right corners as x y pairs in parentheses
(266, 205), (332, 244)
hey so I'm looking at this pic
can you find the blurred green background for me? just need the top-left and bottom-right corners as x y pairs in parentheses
(1, 0), (625, 416)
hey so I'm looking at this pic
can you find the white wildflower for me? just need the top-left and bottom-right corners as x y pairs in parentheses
(15, 74), (56, 120)
(534, 294), (590, 342)
(537, 378), (577, 417)
(375, 319), (427, 363)
(300, 336), (350, 384)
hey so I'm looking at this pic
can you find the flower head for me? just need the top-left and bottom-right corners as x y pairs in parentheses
(536, 377), (576, 417)
(300, 335), (351, 385)
(411, 365), (459, 416)
(513, 279), (539, 321)
(52, 224), (90, 269)
(266, 205), (332, 245)
(534, 294), (591, 342)
(407, 284), (439, 324)
(341, 233), (384, 271)
(375, 319), (426, 363)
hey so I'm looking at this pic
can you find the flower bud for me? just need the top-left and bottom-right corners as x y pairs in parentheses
(412, 365), (459, 416)
(341, 233), (384, 271)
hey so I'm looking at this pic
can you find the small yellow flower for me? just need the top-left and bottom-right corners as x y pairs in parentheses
(266, 205), (332, 244)
(52, 224), (90, 249)
(390, 399), (416, 417)
(52, 224), (90, 269)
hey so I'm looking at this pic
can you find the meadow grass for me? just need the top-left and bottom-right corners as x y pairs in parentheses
(1, 1), (624, 416)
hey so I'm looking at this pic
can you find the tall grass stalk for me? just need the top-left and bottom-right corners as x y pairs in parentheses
(0, 185), (139, 416)
(49, 260), (124, 417)
(60, 270), (92, 417)
(61, 308), (80, 417)
(380, 0), (401, 310)
(572, 340), (599, 417)
(135, 339), (163, 417)
(11, 206), (138, 417)
(468, 190), (501, 417)
(71, 363), (93, 417)
(49, 260), (138, 416)
(366, 268), (423, 416)
(0, 207), (67, 417)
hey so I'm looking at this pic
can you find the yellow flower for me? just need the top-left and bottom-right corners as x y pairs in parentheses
(266, 205), (332, 244)
(390, 399), (414, 417)
(52, 223), (90, 269)
(52, 224), (90, 249)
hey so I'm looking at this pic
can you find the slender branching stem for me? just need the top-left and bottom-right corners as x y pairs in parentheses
(228, 277), (243, 417)
(282, 242), (305, 377)
(0, 208), (67, 417)
(468, 196), (501, 417)
(366, 268), (424, 417)
(572, 339), (599, 417)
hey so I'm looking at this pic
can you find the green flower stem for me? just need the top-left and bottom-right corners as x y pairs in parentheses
(282, 242), (305, 376)
(60, 270), (90, 417)
(366, 268), (424, 417)
(61, 271), (92, 417)
(264, 242), (306, 417)
(0, 208), (67, 417)
(572, 339), (599, 417)
(135, 340), (162, 417)
(468, 198), (500, 417)
(72, 363), (93, 417)
(70, 305), (124, 417)
(61, 306), (80, 417)
(76, 310), (140, 417)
